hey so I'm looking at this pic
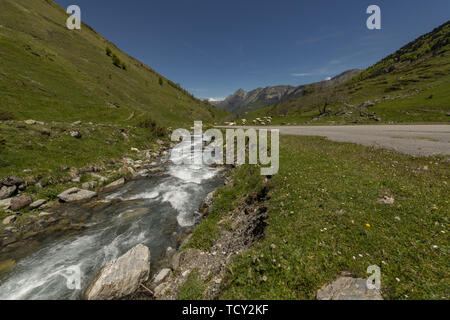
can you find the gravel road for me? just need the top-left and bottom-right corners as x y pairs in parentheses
(219, 125), (450, 157)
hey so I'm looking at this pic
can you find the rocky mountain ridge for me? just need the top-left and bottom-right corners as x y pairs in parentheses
(213, 69), (362, 114)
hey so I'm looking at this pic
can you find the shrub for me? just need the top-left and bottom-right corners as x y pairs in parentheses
(112, 54), (122, 68)
(0, 110), (15, 120)
(303, 85), (316, 96)
(138, 117), (167, 137)
(105, 47), (112, 57)
(159, 77), (164, 86)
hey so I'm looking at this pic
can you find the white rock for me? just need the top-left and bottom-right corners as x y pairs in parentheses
(0, 198), (12, 209)
(2, 215), (16, 225)
(84, 244), (151, 300)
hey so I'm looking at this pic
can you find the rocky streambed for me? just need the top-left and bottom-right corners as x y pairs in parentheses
(0, 138), (224, 300)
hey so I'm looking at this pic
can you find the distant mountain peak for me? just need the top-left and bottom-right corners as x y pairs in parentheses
(214, 69), (362, 114)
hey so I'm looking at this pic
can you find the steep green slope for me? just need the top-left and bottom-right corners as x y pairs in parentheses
(247, 21), (450, 125)
(0, 0), (226, 126)
(0, 0), (228, 200)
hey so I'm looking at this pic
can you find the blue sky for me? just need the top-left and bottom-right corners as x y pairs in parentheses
(56, 0), (450, 100)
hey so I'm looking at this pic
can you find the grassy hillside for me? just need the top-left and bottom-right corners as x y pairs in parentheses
(0, 0), (226, 126)
(0, 0), (228, 208)
(246, 21), (450, 125)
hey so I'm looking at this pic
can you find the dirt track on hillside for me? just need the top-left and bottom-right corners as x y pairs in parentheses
(218, 125), (450, 157)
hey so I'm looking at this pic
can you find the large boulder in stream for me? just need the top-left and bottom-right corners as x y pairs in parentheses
(57, 188), (97, 202)
(84, 244), (151, 300)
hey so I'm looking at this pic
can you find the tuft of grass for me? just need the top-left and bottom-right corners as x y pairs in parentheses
(178, 269), (206, 300)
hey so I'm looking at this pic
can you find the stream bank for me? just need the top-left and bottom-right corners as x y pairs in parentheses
(0, 137), (225, 300)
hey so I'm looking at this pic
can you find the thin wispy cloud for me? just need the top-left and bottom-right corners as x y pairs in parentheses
(295, 32), (343, 46)
(291, 73), (313, 77)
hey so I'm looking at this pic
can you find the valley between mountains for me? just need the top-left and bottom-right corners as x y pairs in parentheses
(0, 0), (448, 301)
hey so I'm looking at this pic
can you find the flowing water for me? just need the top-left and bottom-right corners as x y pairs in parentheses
(0, 138), (223, 300)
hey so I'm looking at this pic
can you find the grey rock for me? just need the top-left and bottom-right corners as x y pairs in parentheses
(102, 178), (125, 192)
(154, 282), (169, 296)
(39, 211), (54, 217)
(153, 268), (171, 286)
(199, 190), (215, 215)
(10, 194), (33, 211)
(377, 196), (395, 205)
(171, 252), (182, 270)
(91, 173), (107, 182)
(30, 199), (47, 209)
(1, 176), (24, 187)
(148, 167), (165, 174)
(84, 244), (151, 300)
(2, 215), (17, 225)
(0, 185), (16, 200)
(82, 181), (97, 190)
(316, 276), (383, 300)
(58, 188), (97, 202)
(4, 226), (17, 233)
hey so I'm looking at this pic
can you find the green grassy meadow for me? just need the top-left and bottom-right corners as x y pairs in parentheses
(187, 135), (449, 300)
